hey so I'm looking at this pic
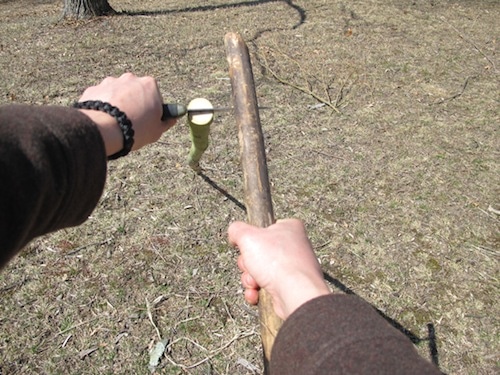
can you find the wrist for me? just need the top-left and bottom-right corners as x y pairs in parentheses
(78, 109), (123, 157)
(280, 273), (331, 319)
(73, 101), (135, 159)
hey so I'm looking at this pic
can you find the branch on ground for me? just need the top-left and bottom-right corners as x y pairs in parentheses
(257, 46), (358, 114)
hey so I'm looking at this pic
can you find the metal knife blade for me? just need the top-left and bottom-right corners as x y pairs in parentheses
(161, 103), (269, 121)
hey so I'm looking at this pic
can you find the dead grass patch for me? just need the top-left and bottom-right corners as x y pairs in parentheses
(1, 0), (498, 374)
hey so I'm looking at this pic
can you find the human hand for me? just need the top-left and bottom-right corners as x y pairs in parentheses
(77, 73), (176, 156)
(228, 219), (331, 320)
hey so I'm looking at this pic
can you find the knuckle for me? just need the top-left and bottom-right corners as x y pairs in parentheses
(120, 72), (136, 80)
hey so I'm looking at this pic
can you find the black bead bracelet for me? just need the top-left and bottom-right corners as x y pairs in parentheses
(73, 100), (135, 160)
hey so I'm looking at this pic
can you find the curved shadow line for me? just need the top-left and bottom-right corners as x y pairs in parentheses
(122, 0), (306, 29)
(283, 0), (306, 29)
(323, 271), (443, 371)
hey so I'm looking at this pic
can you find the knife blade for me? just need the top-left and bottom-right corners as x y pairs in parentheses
(161, 103), (269, 121)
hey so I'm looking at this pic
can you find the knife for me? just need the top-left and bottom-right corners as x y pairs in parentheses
(161, 103), (269, 121)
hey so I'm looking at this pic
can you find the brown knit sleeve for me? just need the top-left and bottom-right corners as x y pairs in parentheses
(0, 104), (107, 268)
(270, 294), (442, 375)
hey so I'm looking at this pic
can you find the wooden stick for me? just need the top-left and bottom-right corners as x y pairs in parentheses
(224, 32), (282, 373)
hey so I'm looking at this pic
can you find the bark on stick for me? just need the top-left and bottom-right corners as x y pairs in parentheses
(224, 32), (282, 373)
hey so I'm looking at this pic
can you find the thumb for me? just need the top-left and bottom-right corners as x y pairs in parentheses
(227, 221), (256, 250)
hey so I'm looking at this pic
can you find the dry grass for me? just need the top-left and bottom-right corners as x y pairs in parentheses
(1, 0), (499, 374)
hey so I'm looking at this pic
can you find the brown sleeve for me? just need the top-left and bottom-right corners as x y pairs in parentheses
(0, 104), (107, 268)
(271, 294), (442, 375)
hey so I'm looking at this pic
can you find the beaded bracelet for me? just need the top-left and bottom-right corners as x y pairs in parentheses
(73, 100), (135, 160)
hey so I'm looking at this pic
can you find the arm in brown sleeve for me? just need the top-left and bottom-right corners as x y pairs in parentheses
(271, 294), (442, 375)
(0, 104), (107, 268)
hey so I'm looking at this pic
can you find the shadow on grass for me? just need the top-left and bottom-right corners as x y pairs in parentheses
(121, 0), (306, 29)
(198, 172), (247, 212)
(323, 271), (445, 373)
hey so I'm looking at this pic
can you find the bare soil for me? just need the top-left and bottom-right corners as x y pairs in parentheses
(0, 0), (498, 374)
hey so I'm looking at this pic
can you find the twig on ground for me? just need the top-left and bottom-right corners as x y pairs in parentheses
(469, 244), (499, 259)
(79, 347), (98, 360)
(165, 330), (257, 370)
(168, 336), (208, 353)
(440, 16), (497, 72)
(56, 317), (100, 336)
(311, 149), (345, 161)
(0, 276), (30, 293)
(487, 205), (500, 216)
(315, 240), (332, 250)
(433, 76), (475, 104)
(61, 334), (72, 348)
(335, 71), (356, 108)
(174, 315), (202, 330)
(146, 298), (162, 340)
(65, 238), (113, 256)
(258, 46), (342, 114)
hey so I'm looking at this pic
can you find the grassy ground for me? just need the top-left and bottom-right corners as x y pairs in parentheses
(0, 0), (498, 374)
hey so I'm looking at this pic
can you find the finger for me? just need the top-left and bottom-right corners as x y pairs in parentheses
(237, 255), (246, 273)
(241, 272), (259, 289)
(139, 75), (158, 88)
(244, 288), (259, 305)
(119, 72), (136, 80)
(227, 221), (254, 248)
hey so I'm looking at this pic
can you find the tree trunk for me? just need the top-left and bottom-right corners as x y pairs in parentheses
(63, 0), (116, 18)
